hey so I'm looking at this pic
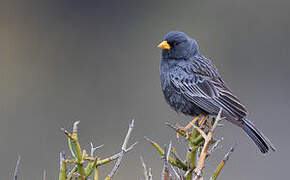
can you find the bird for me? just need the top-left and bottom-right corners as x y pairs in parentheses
(157, 31), (276, 153)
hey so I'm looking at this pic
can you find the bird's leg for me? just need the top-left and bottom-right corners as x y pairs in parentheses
(177, 114), (202, 139)
(198, 114), (208, 128)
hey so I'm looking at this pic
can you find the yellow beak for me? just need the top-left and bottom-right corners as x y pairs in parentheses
(157, 41), (171, 50)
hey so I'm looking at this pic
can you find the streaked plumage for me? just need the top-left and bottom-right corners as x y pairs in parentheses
(159, 31), (276, 153)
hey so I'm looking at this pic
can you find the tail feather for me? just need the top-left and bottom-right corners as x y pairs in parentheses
(242, 118), (276, 153)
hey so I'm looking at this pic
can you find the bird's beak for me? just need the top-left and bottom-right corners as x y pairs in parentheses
(157, 41), (171, 50)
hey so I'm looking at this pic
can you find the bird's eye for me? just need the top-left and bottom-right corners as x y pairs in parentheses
(168, 41), (179, 47)
(167, 41), (174, 47)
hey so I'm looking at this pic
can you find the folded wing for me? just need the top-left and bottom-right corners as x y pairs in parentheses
(170, 64), (247, 119)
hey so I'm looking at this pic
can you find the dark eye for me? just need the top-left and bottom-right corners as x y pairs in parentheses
(167, 41), (174, 47)
(168, 41), (180, 47)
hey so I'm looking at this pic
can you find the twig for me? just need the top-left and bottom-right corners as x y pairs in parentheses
(166, 122), (188, 138)
(13, 155), (21, 180)
(43, 170), (46, 180)
(90, 142), (104, 157)
(193, 108), (223, 180)
(94, 166), (99, 180)
(208, 137), (223, 155)
(85, 156), (98, 178)
(162, 145), (169, 180)
(105, 119), (136, 179)
(167, 141), (172, 162)
(196, 146), (201, 165)
(184, 169), (191, 178)
(73, 121), (80, 134)
(144, 136), (187, 171)
(171, 149), (186, 171)
(140, 156), (149, 180)
(210, 144), (236, 180)
(122, 119), (135, 151)
(59, 152), (66, 180)
(191, 124), (207, 139)
(96, 145), (136, 167)
(68, 138), (76, 159)
(163, 141), (178, 180)
(67, 166), (77, 180)
(94, 167), (99, 180)
(169, 164), (181, 180)
(148, 168), (153, 180)
(61, 121), (85, 179)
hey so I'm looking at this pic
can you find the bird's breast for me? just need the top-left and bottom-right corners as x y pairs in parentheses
(159, 59), (203, 116)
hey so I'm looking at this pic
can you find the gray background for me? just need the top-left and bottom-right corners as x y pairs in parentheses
(1, 0), (290, 179)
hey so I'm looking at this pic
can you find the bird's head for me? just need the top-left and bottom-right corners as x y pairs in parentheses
(158, 31), (199, 59)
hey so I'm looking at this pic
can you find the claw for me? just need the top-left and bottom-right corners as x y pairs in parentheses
(175, 114), (203, 140)
(176, 125), (191, 139)
(198, 114), (208, 128)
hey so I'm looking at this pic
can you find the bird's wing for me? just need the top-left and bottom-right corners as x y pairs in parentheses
(170, 64), (247, 118)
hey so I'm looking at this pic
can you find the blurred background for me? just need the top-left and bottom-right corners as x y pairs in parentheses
(1, 0), (290, 179)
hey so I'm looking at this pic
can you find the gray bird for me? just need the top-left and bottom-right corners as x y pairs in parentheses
(158, 31), (276, 153)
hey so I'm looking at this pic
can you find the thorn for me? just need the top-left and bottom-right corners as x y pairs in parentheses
(73, 121), (80, 133)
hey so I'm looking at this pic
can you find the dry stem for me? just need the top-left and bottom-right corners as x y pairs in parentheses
(193, 109), (223, 180)
(13, 155), (21, 180)
(105, 119), (137, 179)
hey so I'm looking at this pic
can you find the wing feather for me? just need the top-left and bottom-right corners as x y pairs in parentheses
(170, 62), (247, 118)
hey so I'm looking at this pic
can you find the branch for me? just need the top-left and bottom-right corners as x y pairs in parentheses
(59, 152), (66, 180)
(146, 109), (235, 180)
(166, 122), (188, 138)
(208, 137), (223, 156)
(67, 166), (77, 180)
(105, 119), (137, 179)
(193, 108), (223, 180)
(61, 121), (85, 179)
(162, 144), (170, 180)
(90, 142), (104, 157)
(94, 166), (99, 180)
(144, 136), (187, 171)
(140, 156), (150, 180)
(13, 155), (21, 180)
(210, 145), (236, 180)
(162, 141), (180, 180)
(68, 138), (76, 159)
(169, 164), (182, 180)
(96, 145), (136, 167)
(43, 170), (46, 180)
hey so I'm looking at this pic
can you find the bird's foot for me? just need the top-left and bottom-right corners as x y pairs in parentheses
(176, 124), (190, 139)
(176, 114), (203, 139)
(198, 114), (208, 128)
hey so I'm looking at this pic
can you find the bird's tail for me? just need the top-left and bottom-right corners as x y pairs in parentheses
(242, 118), (276, 153)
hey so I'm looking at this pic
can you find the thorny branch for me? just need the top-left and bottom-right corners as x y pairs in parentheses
(59, 119), (137, 180)
(105, 119), (137, 179)
(144, 136), (187, 171)
(210, 145), (236, 180)
(145, 108), (235, 180)
(192, 109), (223, 180)
(140, 156), (153, 180)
